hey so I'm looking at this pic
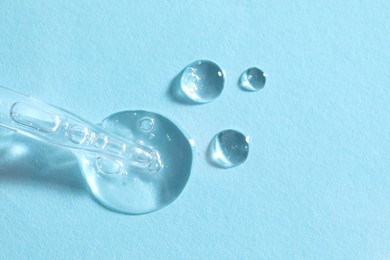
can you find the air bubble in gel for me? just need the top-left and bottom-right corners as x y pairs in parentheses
(138, 117), (154, 132)
(96, 157), (123, 175)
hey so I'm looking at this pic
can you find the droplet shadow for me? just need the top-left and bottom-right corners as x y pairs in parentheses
(0, 130), (86, 194)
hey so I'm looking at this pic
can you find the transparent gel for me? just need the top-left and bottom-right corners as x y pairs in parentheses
(239, 67), (266, 91)
(81, 110), (193, 214)
(180, 60), (225, 104)
(0, 86), (193, 214)
(209, 129), (249, 168)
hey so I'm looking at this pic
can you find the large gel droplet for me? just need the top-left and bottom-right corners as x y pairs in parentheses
(180, 60), (225, 104)
(239, 67), (266, 91)
(79, 110), (193, 214)
(209, 129), (249, 168)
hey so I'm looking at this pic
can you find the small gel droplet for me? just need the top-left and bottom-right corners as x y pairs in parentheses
(180, 60), (224, 104)
(209, 130), (249, 168)
(239, 67), (266, 91)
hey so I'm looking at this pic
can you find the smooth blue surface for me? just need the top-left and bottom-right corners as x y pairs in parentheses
(0, 1), (389, 259)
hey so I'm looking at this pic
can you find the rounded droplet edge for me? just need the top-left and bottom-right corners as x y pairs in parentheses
(207, 129), (250, 169)
(238, 67), (267, 92)
(178, 59), (225, 104)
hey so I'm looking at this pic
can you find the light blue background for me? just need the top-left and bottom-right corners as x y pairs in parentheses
(0, 1), (389, 259)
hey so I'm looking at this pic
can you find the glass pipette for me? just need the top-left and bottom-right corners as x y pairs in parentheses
(0, 86), (193, 214)
(0, 86), (162, 172)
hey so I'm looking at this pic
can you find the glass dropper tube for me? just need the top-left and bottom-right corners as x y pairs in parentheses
(0, 86), (162, 172)
(0, 86), (193, 214)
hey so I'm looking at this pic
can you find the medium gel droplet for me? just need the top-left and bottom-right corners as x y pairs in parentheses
(239, 67), (266, 91)
(209, 129), (249, 168)
(80, 110), (193, 214)
(180, 60), (224, 104)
